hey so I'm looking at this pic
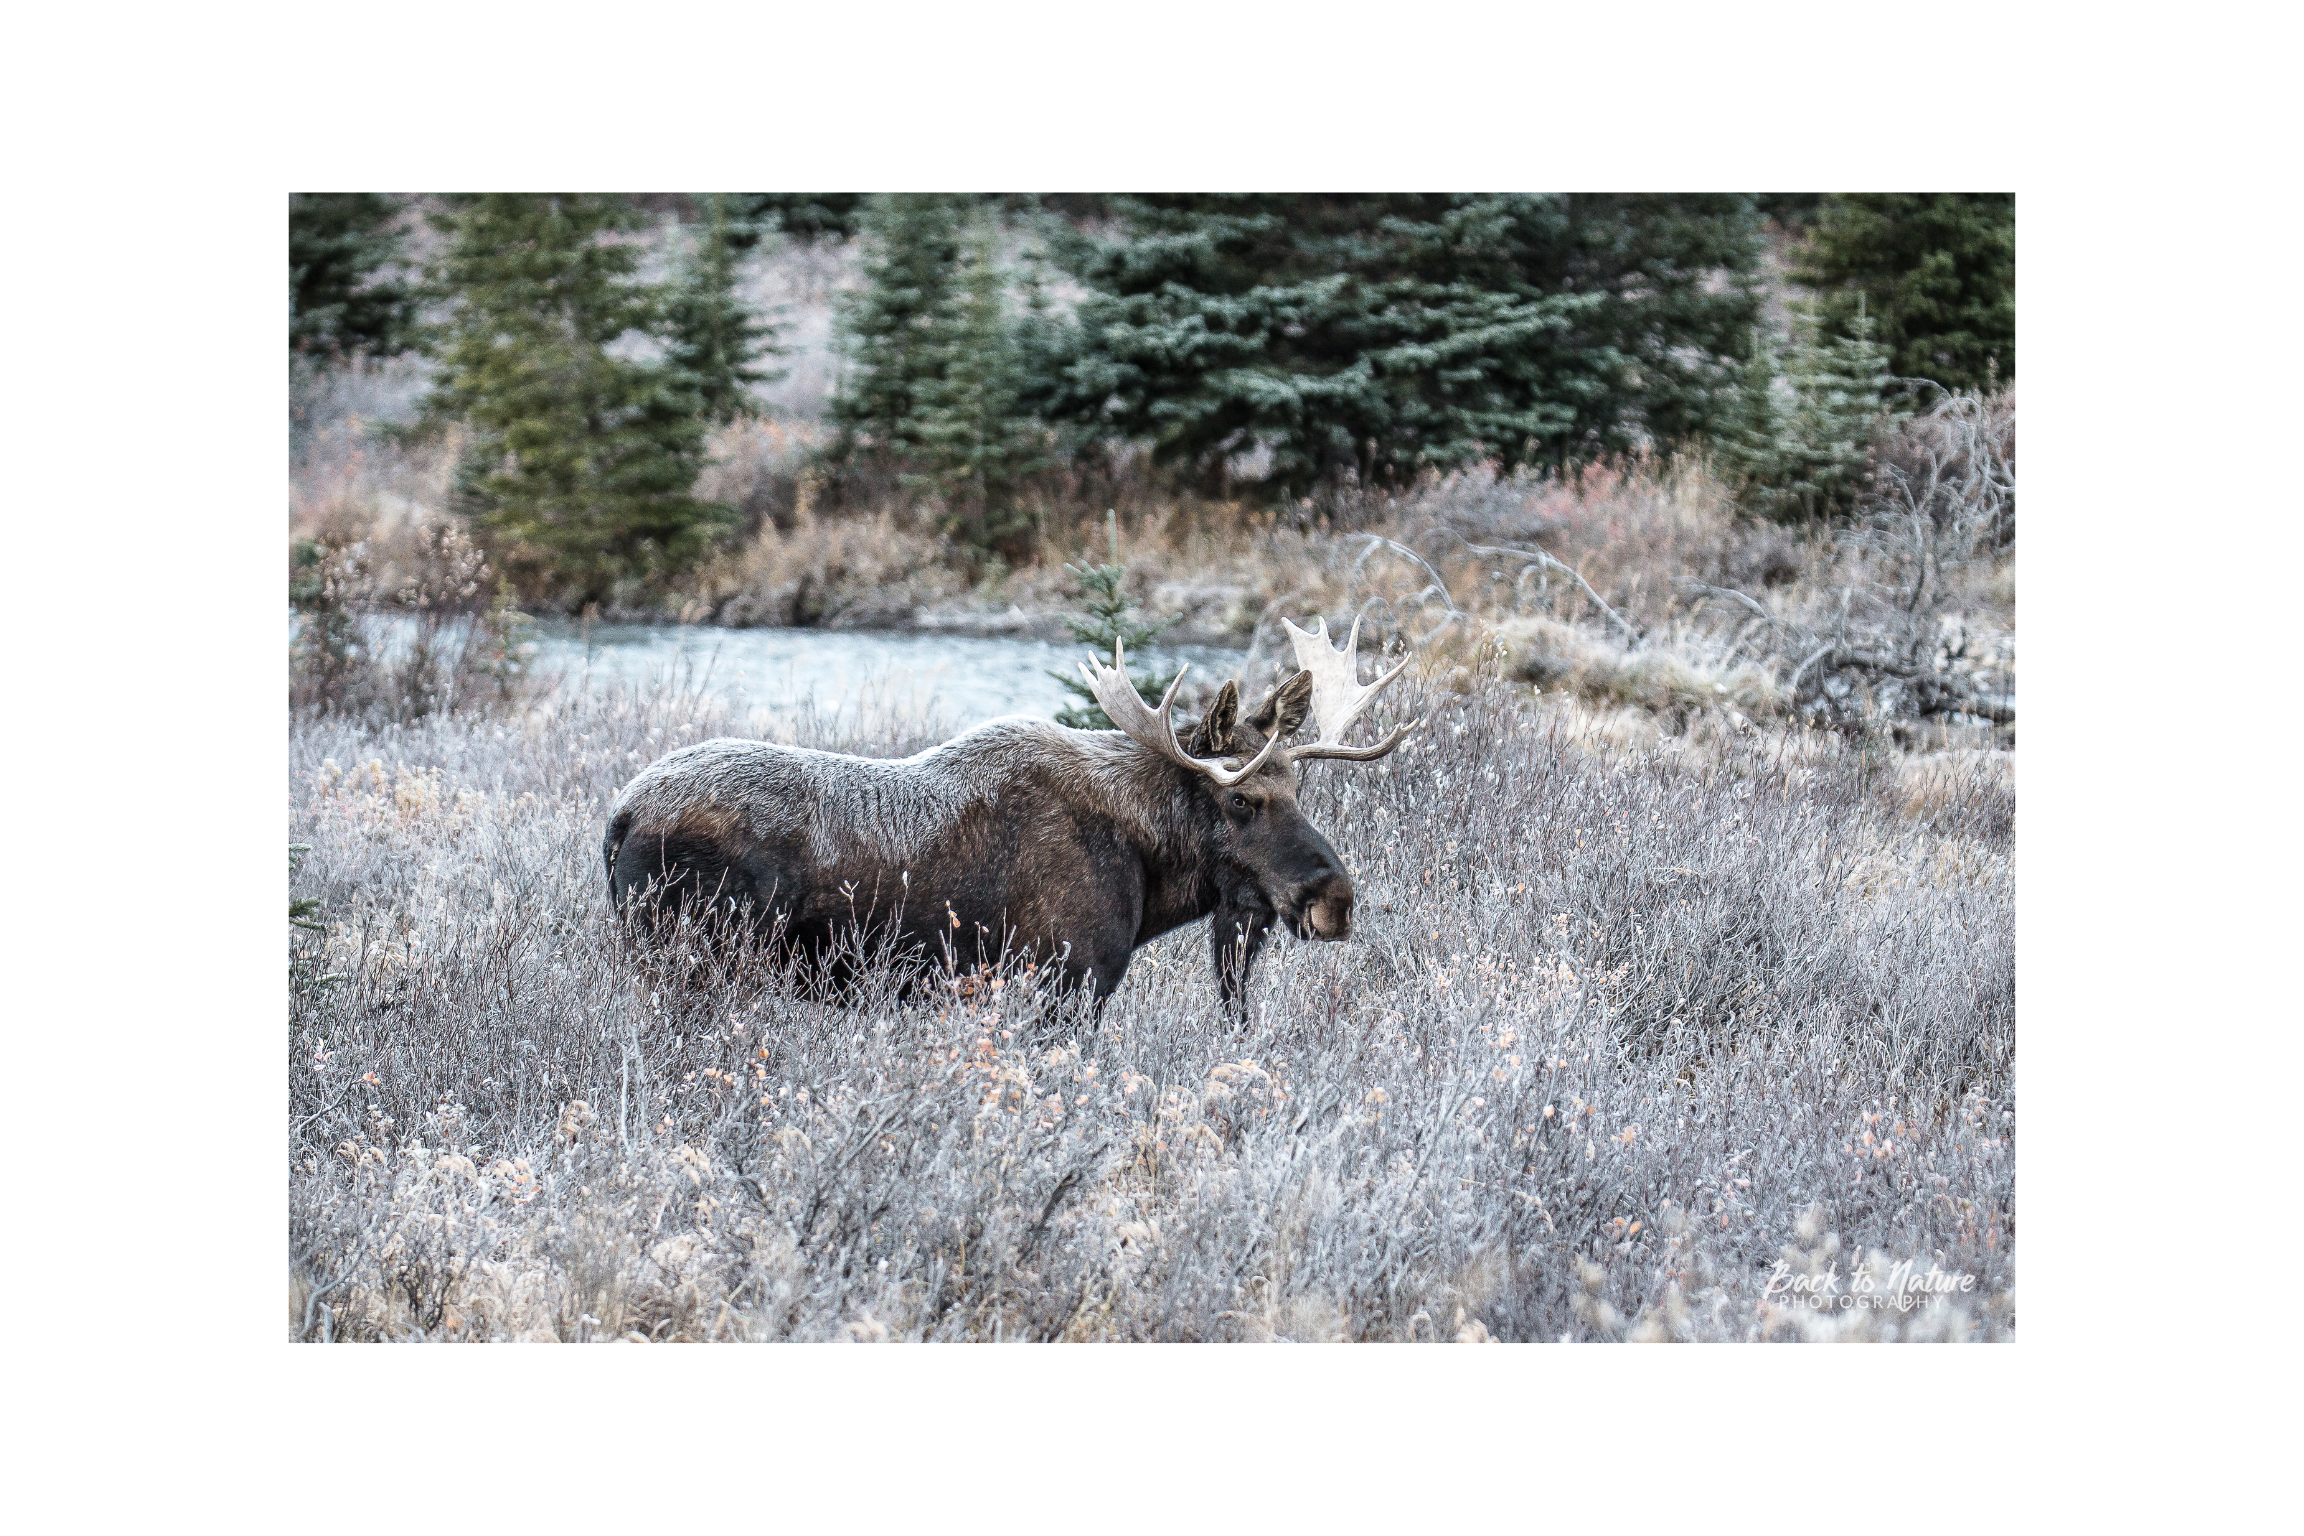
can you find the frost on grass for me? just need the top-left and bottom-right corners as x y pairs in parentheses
(289, 674), (2013, 1342)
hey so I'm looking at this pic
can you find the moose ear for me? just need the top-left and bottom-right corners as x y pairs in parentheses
(1187, 680), (1241, 757)
(1245, 669), (1314, 740)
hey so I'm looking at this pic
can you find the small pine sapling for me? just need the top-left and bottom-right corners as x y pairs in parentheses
(1051, 511), (1180, 729)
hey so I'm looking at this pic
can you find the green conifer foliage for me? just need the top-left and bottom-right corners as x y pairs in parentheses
(289, 193), (414, 358)
(828, 194), (972, 461)
(1750, 193), (1825, 233)
(1719, 329), (1792, 514)
(665, 194), (783, 426)
(1793, 193), (2014, 390)
(912, 220), (1052, 561)
(1051, 513), (1180, 730)
(1036, 194), (1763, 497)
(1719, 305), (1894, 522)
(424, 194), (730, 604)
(735, 194), (867, 246)
(290, 842), (324, 933)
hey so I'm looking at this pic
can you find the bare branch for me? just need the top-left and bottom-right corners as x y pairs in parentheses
(1424, 528), (1641, 646)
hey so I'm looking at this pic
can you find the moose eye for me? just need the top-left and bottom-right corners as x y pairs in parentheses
(1229, 793), (1252, 814)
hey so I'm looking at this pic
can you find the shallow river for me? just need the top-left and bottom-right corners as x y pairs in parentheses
(530, 621), (1245, 731)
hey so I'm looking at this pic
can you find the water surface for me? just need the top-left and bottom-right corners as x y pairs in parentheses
(532, 621), (1245, 732)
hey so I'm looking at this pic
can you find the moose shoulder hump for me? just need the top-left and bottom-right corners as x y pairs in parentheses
(608, 715), (1159, 870)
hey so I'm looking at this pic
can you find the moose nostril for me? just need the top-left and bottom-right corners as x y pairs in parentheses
(1300, 877), (1354, 939)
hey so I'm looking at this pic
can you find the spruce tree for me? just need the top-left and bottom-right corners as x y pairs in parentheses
(1785, 303), (1895, 520)
(1050, 513), (1180, 729)
(289, 192), (414, 358)
(1033, 194), (1763, 498)
(1719, 304), (1894, 522)
(911, 219), (1050, 561)
(665, 193), (783, 426)
(828, 194), (971, 461)
(1793, 193), (2014, 390)
(424, 194), (730, 603)
(1718, 329), (1792, 517)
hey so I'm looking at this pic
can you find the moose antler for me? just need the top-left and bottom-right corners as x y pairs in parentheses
(1280, 615), (1421, 763)
(1080, 640), (1281, 786)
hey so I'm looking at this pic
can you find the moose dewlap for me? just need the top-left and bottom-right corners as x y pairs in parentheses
(603, 617), (1421, 1017)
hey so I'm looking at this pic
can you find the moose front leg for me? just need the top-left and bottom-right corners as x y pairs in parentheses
(1211, 901), (1276, 1023)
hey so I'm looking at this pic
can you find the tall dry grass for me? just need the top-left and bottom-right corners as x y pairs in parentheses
(288, 662), (2013, 1342)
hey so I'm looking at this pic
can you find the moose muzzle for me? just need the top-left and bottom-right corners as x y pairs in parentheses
(1296, 874), (1356, 941)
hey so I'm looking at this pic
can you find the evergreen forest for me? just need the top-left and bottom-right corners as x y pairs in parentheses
(289, 192), (2014, 606)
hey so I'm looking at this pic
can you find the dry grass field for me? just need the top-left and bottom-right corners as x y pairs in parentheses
(288, 657), (2013, 1341)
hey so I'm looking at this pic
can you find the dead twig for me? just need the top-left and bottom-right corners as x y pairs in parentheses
(291, 1083), (355, 1137)
(1422, 528), (1642, 646)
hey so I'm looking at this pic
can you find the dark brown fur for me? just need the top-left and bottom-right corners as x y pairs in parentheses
(604, 672), (1347, 1018)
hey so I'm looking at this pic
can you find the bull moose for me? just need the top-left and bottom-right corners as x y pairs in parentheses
(603, 617), (1420, 1018)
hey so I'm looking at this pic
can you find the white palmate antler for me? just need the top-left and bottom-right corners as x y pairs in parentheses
(1280, 615), (1421, 763)
(1079, 640), (1281, 786)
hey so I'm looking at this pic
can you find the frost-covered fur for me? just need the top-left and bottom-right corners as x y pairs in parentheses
(609, 718), (1163, 871)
